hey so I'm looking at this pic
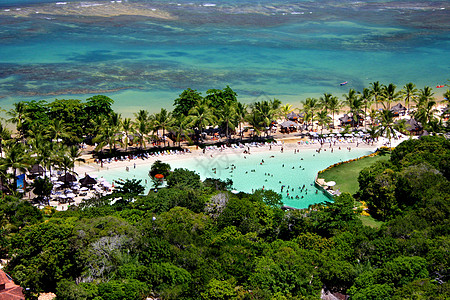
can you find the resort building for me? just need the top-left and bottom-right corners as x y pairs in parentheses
(0, 270), (25, 300)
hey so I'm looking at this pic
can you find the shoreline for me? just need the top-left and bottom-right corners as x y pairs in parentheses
(37, 134), (409, 211)
(75, 134), (403, 183)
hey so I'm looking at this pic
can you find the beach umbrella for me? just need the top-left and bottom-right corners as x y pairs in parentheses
(154, 174), (164, 180)
(280, 121), (298, 128)
(29, 164), (45, 176)
(286, 112), (299, 120)
(231, 190), (239, 194)
(58, 173), (77, 183)
(79, 175), (97, 186)
(326, 181), (336, 187)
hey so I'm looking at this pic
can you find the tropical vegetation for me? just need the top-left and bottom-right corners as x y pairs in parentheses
(0, 82), (448, 299)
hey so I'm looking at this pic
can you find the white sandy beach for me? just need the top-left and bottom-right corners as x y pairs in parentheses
(53, 133), (409, 211)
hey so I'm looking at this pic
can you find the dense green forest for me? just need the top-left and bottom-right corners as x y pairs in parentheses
(0, 136), (448, 299)
(0, 83), (448, 298)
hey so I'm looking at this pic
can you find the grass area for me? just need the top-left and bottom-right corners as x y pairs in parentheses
(320, 153), (391, 195)
(359, 215), (383, 228)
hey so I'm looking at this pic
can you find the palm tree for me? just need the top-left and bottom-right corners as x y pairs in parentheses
(414, 87), (437, 129)
(251, 100), (278, 137)
(245, 109), (263, 138)
(343, 89), (363, 127)
(133, 110), (150, 150)
(67, 145), (85, 175)
(32, 138), (56, 178)
(7, 102), (28, 143)
(370, 81), (383, 110)
(121, 118), (133, 151)
(417, 86), (435, 104)
(47, 119), (72, 145)
(173, 115), (193, 147)
(316, 110), (331, 134)
(401, 82), (418, 112)
(327, 96), (341, 130)
(442, 89), (450, 120)
(93, 119), (117, 154)
(377, 109), (397, 149)
(319, 93), (334, 113)
(153, 108), (174, 147)
(444, 89), (450, 106)
(359, 88), (372, 129)
(0, 123), (11, 158)
(381, 83), (401, 110)
(235, 102), (248, 141)
(217, 102), (237, 141)
(367, 108), (378, 127)
(57, 152), (75, 186)
(301, 98), (319, 131)
(0, 142), (32, 192)
(366, 125), (379, 145)
(279, 104), (294, 120)
(188, 104), (216, 143)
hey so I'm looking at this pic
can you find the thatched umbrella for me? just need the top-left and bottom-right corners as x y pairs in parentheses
(286, 112), (299, 121)
(58, 173), (77, 184)
(79, 175), (97, 187)
(280, 121), (298, 128)
(29, 164), (45, 176)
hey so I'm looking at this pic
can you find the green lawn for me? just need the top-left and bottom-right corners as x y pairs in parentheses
(320, 153), (391, 195)
(359, 215), (383, 228)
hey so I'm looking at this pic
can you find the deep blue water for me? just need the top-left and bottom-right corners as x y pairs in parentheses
(0, 0), (449, 115)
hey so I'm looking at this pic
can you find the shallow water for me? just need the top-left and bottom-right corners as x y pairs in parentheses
(94, 147), (372, 209)
(0, 0), (449, 116)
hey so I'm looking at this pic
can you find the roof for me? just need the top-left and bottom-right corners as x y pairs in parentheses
(339, 114), (352, 122)
(58, 173), (77, 182)
(405, 118), (422, 131)
(79, 175), (97, 186)
(390, 103), (407, 112)
(280, 121), (299, 128)
(29, 164), (44, 175)
(0, 271), (11, 285)
(286, 112), (298, 119)
(0, 270), (25, 300)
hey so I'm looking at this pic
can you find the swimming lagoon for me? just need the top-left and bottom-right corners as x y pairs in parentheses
(94, 146), (372, 209)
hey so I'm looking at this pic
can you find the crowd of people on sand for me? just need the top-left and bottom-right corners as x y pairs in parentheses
(202, 141), (283, 153)
(61, 129), (406, 210)
(94, 148), (191, 166)
(199, 132), (400, 157)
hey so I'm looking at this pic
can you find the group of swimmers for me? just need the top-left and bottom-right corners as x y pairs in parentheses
(280, 183), (318, 200)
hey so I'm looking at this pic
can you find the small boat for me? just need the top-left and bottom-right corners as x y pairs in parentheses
(340, 81), (348, 86)
(436, 85), (445, 88)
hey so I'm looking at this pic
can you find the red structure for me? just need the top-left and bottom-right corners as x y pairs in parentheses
(0, 270), (25, 300)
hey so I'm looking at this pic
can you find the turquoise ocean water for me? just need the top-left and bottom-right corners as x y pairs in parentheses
(0, 0), (449, 116)
(95, 147), (372, 209)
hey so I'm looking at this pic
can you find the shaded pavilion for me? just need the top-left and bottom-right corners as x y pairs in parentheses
(58, 173), (77, 184)
(79, 174), (97, 187)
